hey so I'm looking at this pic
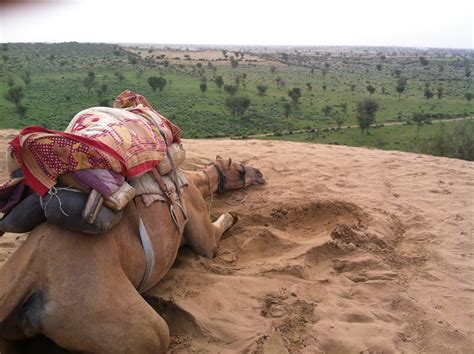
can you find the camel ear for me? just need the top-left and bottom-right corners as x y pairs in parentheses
(216, 155), (222, 161)
(228, 158), (232, 167)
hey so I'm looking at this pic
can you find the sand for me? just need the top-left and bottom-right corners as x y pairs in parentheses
(1, 134), (473, 353)
(130, 49), (280, 66)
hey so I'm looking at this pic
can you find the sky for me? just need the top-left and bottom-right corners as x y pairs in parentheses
(0, 0), (472, 49)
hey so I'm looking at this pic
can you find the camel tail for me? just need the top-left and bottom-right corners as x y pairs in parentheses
(0, 234), (43, 339)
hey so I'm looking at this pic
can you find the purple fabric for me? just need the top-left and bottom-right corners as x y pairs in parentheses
(0, 179), (26, 213)
(71, 169), (124, 198)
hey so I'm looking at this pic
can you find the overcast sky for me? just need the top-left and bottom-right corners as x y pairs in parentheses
(0, 0), (472, 49)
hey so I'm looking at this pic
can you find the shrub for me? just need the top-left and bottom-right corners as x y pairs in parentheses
(421, 121), (474, 161)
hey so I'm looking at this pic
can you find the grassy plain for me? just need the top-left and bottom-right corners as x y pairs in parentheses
(0, 42), (472, 156)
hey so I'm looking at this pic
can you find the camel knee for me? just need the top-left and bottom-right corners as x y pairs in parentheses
(202, 244), (218, 258)
(151, 312), (170, 353)
(188, 238), (217, 258)
(122, 314), (170, 353)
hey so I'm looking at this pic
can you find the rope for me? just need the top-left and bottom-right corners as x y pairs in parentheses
(203, 169), (213, 215)
(39, 187), (83, 217)
(222, 188), (250, 206)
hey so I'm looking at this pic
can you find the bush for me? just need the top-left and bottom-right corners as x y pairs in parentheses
(421, 121), (474, 161)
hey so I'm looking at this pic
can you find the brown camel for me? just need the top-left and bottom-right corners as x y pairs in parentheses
(0, 156), (265, 353)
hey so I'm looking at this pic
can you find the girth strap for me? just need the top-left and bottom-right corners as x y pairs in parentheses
(137, 217), (155, 293)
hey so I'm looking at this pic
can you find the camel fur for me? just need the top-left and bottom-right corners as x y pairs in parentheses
(0, 156), (265, 353)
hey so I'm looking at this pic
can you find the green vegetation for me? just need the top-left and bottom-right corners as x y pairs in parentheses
(260, 119), (474, 161)
(0, 42), (472, 159)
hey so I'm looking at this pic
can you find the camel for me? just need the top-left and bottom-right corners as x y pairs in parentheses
(0, 156), (265, 353)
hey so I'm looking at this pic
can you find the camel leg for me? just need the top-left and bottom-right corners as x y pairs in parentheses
(41, 272), (169, 353)
(182, 184), (236, 258)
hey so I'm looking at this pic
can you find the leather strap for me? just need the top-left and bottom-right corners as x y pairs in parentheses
(137, 216), (155, 293)
(213, 163), (227, 194)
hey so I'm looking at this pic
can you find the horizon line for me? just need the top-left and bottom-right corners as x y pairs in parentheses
(1, 40), (472, 51)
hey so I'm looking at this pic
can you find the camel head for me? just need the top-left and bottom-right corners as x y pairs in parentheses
(214, 156), (265, 191)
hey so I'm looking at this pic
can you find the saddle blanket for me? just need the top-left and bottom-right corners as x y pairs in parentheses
(130, 169), (188, 207)
(7, 91), (181, 196)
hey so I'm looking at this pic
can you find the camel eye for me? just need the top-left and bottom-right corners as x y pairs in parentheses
(239, 164), (246, 177)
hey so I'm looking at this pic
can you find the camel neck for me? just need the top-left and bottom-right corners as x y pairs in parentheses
(190, 165), (220, 197)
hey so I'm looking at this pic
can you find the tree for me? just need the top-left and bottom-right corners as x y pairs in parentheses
(234, 76), (241, 88)
(437, 86), (443, 101)
(20, 71), (32, 86)
(199, 82), (207, 94)
(376, 64), (382, 71)
(83, 71), (96, 95)
(129, 56), (138, 65)
(214, 75), (224, 90)
(283, 102), (292, 123)
(393, 69), (402, 77)
(334, 112), (346, 130)
(306, 82), (312, 91)
(465, 92), (473, 103)
(136, 66), (144, 82)
(4, 85), (24, 106)
(275, 77), (285, 89)
(322, 84), (327, 92)
(229, 56), (239, 69)
(350, 84), (356, 93)
(7, 77), (14, 87)
(366, 84), (376, 96)
(147, 76), (167, 93)
(356, 97), (379, 134)
(4, 86), (27, 119)
(223, 84), (238, 96)
(288, 87), (301, 107)
(321, 105), (332, 118)
(340, 102), (348, 115)
(395, 77), (408, 100)
(424, 87), (434, 101)
(419, 56), (429, 66)
(464, 59), (471, 79)
(15, 104), (27, 119)
(225, 96), (251, 123)
(412, 112), (428, 139)
(270, 65), (277, 74)
(256, 84), (268, 96)
(96, 84), (108, 98)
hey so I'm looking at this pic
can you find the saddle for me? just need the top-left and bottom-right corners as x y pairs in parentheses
(0, 143), (187, 236)
(0, 90), (187, 237)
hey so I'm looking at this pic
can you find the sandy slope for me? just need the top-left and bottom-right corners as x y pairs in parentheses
(1, 134), (473, 353)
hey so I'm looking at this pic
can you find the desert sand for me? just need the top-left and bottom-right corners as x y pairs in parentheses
(0, 133), (473, 353)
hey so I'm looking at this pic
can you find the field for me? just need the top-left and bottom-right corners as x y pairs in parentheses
(0, 42), (472, 157)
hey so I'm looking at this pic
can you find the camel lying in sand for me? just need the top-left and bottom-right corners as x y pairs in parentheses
(0, 156), (265, 353)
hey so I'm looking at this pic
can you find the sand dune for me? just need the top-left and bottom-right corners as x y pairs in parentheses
(1, 134), (473, 353)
